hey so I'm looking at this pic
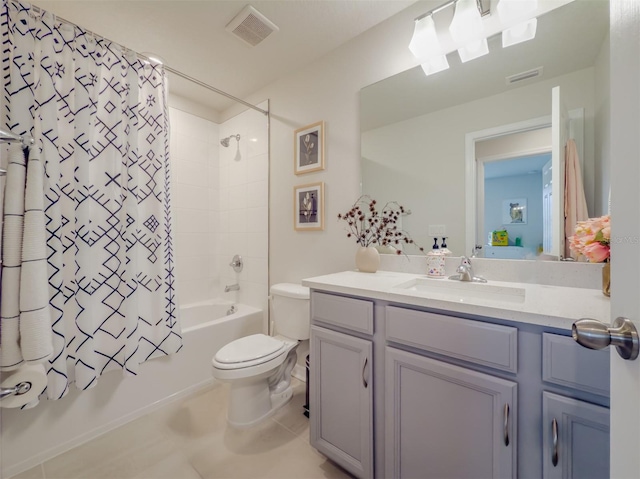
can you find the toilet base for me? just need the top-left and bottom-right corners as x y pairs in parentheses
(227, 383), (294, 428)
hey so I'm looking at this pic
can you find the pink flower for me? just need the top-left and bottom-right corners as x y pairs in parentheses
(583, 242), (610, 263)
(568, 214), (611, 262)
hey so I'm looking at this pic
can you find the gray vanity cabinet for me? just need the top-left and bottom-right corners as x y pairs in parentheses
(384, 306), (518, 478)
(542, 392), (609, 479)
(385, 348), (517, 479)
(541, 333), (610, 479)
(309, 293), (374, 478)
(307, 290), (610, 479)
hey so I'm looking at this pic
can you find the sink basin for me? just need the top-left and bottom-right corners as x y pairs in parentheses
(393, 278), (526, 304)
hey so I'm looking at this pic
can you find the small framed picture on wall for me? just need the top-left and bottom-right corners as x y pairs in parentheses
(502, 198), (528, 225)
(294, 182), (324, 231)
(294, 121), (325, 175)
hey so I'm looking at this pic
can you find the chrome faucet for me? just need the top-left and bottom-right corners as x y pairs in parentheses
(448, 256), (487, 283)
(224, 283), (240, 292)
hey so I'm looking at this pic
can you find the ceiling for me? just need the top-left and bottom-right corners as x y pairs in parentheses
(33, 0), (416, 115)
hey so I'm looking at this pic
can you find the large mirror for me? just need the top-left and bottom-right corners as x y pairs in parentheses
(360, 0), (609, 259)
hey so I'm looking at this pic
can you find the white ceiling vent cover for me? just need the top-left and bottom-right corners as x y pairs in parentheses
(506, 67), (544, 85)
(226, 5), (279, 47)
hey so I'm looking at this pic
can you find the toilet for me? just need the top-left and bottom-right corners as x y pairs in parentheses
(211, 283), (310, 428)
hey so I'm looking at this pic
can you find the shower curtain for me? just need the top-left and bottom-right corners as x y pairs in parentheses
(1, 0), (181, 399)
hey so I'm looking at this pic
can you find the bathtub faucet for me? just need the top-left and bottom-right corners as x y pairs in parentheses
(225, 283), (240, 292)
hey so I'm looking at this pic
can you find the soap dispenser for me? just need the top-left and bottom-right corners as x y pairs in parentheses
(426, 237), (445, 278)
(440, 237), (452, 256)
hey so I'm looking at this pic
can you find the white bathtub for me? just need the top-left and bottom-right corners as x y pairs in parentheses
(1, 300), (263, 478)
(180, 300), (264, 378)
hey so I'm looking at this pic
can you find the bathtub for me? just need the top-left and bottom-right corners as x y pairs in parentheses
(1, 299), (263, 478)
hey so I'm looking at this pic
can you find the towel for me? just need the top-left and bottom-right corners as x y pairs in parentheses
(0, 144), (53, 371)
(564, 138), (589, 259)
(1, 144), (27, 370)
(19, 146), (54, 363)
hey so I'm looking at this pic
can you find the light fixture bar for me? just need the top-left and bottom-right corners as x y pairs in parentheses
(415, 0), (489, 22)
(415, 0), (456, 22)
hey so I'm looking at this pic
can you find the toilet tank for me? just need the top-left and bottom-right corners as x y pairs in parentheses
(270, 283), (310, 340)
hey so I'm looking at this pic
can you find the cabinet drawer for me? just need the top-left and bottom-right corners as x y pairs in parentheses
(311, 292), (374, 334)
(386, 306), (518, 373)
(542, 333), (610, 396)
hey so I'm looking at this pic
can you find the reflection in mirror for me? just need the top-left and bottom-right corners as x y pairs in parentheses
(477, 127), (551, 260)
(360, 0), (609, 259)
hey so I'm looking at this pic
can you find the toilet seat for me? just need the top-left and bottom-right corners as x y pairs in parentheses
(213, 334), (285, 370)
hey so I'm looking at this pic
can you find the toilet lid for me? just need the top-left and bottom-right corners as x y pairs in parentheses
(214, 334), (285, 365)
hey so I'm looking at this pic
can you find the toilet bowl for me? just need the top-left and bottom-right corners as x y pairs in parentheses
(211, 283), (310, 428)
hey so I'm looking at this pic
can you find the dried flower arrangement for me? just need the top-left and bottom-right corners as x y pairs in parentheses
(568, 214), (611, 262)
(337, 195), (424, 255)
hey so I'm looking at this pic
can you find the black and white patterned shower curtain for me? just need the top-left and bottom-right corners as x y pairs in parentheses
(1, 0), (181, 399)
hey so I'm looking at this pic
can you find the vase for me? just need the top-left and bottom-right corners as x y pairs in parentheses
(355, 246), (380, 273)
(602, 262), (610, 297)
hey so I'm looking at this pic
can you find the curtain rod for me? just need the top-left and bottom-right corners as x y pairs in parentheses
(28, 5), (269, 117)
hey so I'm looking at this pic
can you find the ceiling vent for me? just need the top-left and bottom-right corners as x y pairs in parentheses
(226, 5), (279, 47)
(506, 67), (544, 85)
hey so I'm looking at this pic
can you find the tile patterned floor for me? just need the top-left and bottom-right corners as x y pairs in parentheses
(11, 379), (353, 479)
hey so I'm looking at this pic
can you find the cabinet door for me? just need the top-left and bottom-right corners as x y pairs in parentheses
(310, 326), (373, 478)
(542, 392), (610, 479)
(386, 348), (517, 479)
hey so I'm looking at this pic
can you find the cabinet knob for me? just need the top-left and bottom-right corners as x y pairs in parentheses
(572, 316), (639, 360)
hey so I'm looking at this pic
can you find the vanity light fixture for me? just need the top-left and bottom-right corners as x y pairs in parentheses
(501, 18), (538, 48)
(449, 0), (489, 63)
(410, 0), (542, 76)
(497, 0), (539, 48)
(409, 15), (449, 76)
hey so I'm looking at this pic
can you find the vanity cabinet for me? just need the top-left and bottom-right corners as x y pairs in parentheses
(385, 306), (518, 478)
(385, 348), (517, 478)
(309, 293), (374, 478)
(542, 392), (609, 479)
(541, 333), (610, 479)
(308, 289), (610, 479)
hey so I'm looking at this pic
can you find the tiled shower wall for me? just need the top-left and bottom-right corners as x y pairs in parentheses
(217, 102), (270, 323)
(170, 103), (269, 325)
(170, 107), (220, 306)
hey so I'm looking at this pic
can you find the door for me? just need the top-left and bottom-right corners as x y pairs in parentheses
(542, 392), (609, 478)
(551, 86), (568, 259)
(309, 326), (373, 478)
(385, 348), (517, 479)
(609, 0), (640, 476)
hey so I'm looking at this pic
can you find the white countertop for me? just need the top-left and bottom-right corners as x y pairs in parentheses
(302, 270), (611, 331)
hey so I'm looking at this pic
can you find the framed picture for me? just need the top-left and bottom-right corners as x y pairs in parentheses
(502, 198), (527, 225)
(294, 182), (324, 231)
(294, 121), (325, 175)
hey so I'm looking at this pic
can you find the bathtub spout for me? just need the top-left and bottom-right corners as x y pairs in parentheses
(225, 283), (240, 293)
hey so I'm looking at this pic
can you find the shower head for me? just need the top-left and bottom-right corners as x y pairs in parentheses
(220, 134), (241, 147)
